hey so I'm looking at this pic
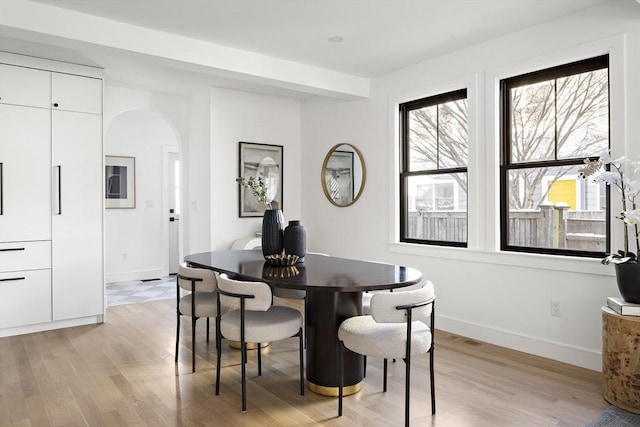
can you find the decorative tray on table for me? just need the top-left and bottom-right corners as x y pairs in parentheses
(264, 254), (299, 266)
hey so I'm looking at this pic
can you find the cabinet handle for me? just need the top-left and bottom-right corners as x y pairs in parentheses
(53, 165), (62, 215)
(0, 162), (3, 215)
(0, 277), (25, 282)
(0, 247), (25, 252)
(53, 103), (59, 108)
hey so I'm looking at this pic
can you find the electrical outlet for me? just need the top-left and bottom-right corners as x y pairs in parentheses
(551, 300), (561, 317)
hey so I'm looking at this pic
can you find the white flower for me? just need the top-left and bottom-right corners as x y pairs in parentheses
(578, 158), (603, 178)
(623, 209), (640, 226)
(593, 171), (621, 186)
(585, 150), (640, 264)
(599, 149), (625, 167)
(624, 180), (640, 198)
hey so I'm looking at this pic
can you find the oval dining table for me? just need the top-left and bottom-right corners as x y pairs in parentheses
(184, 250), (422, 396)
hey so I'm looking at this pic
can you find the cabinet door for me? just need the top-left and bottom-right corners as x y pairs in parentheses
(52, 110), (103, 320)
(51, 73), (102, 114)
(0, 269), (52, 329)
(0, 104), (51, 242)
(0, 64), (50, 108)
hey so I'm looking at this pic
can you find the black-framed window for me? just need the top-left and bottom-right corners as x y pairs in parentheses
(500, 55), (610, 257)
(400, 89), (468, 246)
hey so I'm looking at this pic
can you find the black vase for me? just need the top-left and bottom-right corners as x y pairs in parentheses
(615, 263), (640, 304)
(262, 209), (284, 258)
(283, 220), (306, 262)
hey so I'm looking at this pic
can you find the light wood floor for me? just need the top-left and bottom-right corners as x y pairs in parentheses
(0, 298), (608, 426)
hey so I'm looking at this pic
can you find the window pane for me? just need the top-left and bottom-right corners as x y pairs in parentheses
(408, 106), (437, 171)
(557, 69), (609, 159)
(438, 98), (468, 168)
(405, 173), (467, 243)
(506, 165), (605, 251)
(510, 81), (555, 163)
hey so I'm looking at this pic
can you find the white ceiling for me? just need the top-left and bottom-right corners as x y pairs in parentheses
(0, 0), (617, 97)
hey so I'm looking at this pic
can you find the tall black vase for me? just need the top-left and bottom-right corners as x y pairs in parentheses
(283, 220), (306, 262)
(262, 209), (284, 258)
(615, 263), (640, 304)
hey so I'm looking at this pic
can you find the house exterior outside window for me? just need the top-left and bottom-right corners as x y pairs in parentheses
(500, 55), (610, 257)
(400, 89), (468, 246)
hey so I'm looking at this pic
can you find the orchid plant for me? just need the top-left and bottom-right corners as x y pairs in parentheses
(236, 176), (272, 209)
(579, 150), (640, 264)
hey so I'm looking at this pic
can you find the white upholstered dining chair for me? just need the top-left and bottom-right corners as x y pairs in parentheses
(215, 273), (305, 411)
(175, 263), (221, 373)
(338, 282), (436, 426)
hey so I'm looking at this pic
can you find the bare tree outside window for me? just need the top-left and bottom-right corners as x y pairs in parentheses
(501, 55), (610, 256)
(400, 89), (468, 246)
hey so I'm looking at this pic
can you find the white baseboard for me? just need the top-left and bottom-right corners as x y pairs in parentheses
(436, 314), (602, 372)
(106, 268), (168, 283)
(0, 315), (104, 338)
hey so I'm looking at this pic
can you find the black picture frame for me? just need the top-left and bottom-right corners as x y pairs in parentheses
(238, 142), (283, 217)
(105, 155), (136, 209)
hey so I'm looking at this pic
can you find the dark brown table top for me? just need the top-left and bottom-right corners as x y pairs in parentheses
(184, 250), (422, 292)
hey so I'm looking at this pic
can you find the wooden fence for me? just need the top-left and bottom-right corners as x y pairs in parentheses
(407, 203), (605, 250)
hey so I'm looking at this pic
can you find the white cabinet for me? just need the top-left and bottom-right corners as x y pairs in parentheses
(0, 104), (51, 242)
(0, 64), (51, 108)
(0, 241), (51, 329)
(52, 73), (102, 114)
(0, 53), (104, 336)
(0, 269), (52, 329)
(52, 110), (103, 320)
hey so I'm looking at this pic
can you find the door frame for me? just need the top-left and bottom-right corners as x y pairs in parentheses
(162, 145), (180, 276)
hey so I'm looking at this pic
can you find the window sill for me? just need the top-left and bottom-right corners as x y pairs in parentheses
(388, 242), (614, 276)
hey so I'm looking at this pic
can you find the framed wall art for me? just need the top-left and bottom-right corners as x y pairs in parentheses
(238, 142), (283, 217)
(105, 155), (136, 209)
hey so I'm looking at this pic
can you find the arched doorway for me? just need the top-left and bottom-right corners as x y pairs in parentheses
(104, 109), (181, 303)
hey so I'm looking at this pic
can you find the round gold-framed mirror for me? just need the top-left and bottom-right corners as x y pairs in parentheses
(321, 143), (366, 207)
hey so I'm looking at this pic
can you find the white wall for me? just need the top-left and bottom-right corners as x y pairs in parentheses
(104, 86), (188, 282)
(208, 88), (302, 250)
(301, 1), (640, 370)
(103, 84), (301, 275)
(185, 88), (213, 255)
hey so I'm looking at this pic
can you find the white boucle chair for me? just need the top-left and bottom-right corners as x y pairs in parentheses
(361, 282), (426, 376)
(338, 282), (436, 426)
(175, 263), (222, 373)
(215, 273), (304, 412)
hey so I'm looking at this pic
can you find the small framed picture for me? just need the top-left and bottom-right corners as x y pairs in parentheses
(239, 142), (283, 217)
(105, 155), (136, 209)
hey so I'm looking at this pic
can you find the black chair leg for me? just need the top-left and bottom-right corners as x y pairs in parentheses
(191, 316), (197, 373)
(257, 343), (262, 376)
(175, 313), (180, 363)
(206, 317), (210, 342)
(363, 355), (367, 378)
(241, 340), (247, 412)
(338, 341), (344, 417)
(405, 355), (411, 427)
(430, 349), (436, 414)
(383, 358), (388, 392)
(298, 328), (304, 396)
(215, 317), (222, 395)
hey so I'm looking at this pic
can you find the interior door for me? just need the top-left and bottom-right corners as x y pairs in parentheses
(168, 152), (180, 274)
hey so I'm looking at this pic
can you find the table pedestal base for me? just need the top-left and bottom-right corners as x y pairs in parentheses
(228, 341), (270, 350)
(306, 290), (363, 396)
(308, 381), (361, 397)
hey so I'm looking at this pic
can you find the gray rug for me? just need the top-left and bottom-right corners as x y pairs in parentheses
(587, 406), (640, 427)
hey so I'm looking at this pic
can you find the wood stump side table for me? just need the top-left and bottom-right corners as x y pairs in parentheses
(602, 306), (640, 414)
